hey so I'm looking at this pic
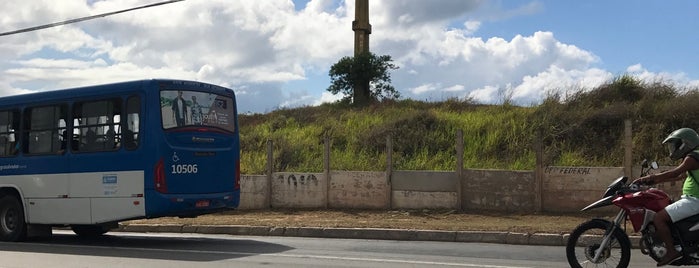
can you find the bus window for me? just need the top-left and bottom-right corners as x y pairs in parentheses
(160, 90), (236, 133)
(123, 96), (140, 150)
(0, 110), (20, 156)
(24, 105), (67, 155)
(74, 99), (122, 152)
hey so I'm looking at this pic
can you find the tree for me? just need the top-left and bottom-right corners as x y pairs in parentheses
(327, 52), (400, 106)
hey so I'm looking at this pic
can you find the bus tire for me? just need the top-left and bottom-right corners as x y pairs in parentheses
(0, 196), (27, 242)
(71, 225), (110, 237)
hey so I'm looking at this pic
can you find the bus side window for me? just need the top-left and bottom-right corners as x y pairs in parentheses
(25, 105), (67, 155)
(74, 98), (121, 152)
(0, 110), (19, 157)
(124, 96), (140, 150)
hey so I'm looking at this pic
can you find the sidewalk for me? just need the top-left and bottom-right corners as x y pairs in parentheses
(117, 223), (632, 247)
(117, 209), (634, 246)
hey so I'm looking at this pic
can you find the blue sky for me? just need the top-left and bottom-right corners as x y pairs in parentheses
(477, 1), (698, 76)
(1, 0), (697, 114)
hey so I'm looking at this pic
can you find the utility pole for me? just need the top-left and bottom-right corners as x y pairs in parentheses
(352, 0), (371, 105)
(352, 0), (371, 56)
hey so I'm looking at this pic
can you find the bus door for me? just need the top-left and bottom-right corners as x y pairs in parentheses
(159, 90), (238, 195)
(21, 105), (83, 224)
(69, 98), (145, 224)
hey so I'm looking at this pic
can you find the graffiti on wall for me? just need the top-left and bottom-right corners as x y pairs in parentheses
(277, 174), (319, 187)
(544, 167), (592, 175)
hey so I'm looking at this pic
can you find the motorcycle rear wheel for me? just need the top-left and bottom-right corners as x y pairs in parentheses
(566, 219), (631, 268)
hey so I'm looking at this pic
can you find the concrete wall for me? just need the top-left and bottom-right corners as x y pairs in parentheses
(392, 171), (458, 209)
(272, 173), (326, 208)
(542, 167), (623, 213)
(241, 125), (656, 212)
(328, 171), (388, 209)
(392, 191), (458, 209)
(238, 165), (683, 213)
(239, 175), (267, 210)
(462, 169), (535, 213)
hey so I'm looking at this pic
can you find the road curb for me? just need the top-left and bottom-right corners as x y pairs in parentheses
(116, 224), (587, 246)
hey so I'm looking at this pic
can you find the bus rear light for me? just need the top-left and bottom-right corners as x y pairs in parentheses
(235, 159), (240, 190)
(155, 158), (167, 193)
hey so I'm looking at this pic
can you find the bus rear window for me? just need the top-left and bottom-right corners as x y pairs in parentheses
(160, 90), (236, 133)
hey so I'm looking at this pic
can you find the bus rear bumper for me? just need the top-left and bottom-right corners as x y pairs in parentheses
(145, 191), (240, 218)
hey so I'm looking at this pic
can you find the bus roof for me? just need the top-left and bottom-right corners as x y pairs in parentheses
(0, 79), (234, 108)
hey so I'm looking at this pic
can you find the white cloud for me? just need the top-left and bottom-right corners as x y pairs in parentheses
(468, 85), (499, 104)
(625, 64), (699, 91)
(0, 0), (696, 113)
(463, 20), (481, 35)
(408, 83), (465, 95)
(387, 29), (603, 104)
(315, 91), (345, 105)
(375, 0), (482, 26)
(409, 84), (438, 95)
(512, 66), (612, 104)
(445, 84), (466, 92)
(0, 0), (344, 97)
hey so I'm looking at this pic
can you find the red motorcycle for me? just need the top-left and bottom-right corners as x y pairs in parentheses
(566, 160), (699, 267)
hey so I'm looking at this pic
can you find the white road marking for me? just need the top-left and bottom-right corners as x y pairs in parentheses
(23, 231), (534, 268)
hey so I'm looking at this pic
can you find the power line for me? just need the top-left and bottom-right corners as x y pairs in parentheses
(0, 0), (186, 37)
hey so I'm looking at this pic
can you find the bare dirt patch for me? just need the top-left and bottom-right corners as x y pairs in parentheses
(125, 209), (605, 234)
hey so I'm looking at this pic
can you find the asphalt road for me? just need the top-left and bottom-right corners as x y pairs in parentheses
(0, 230), (661, 268)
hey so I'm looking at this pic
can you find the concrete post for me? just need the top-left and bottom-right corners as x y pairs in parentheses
(534, 130), (543, 213)
(352, 0), (372, 105)
(456, 129), (463, 211)
(624, 120), (633, 177)
(324, 135), (331, 209)
(266, 139), (273, 208)
(386, 135), (393, 209)
(352, 0), (371, 56)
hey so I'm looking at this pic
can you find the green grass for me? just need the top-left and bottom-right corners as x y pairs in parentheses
(239, 76), (699, 174)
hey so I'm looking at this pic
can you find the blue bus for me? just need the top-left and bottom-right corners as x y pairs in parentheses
(0, 79), (240, 241)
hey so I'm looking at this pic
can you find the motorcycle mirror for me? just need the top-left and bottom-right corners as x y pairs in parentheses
(651, 161), (658, 169)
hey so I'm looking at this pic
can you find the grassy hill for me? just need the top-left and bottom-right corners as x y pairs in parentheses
(238, 76), (699, 174)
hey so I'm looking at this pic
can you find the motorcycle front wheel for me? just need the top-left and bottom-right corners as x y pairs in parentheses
(566, 219), (631, 268)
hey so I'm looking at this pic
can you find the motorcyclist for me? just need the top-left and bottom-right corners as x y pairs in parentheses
(634, 128), (699, 266)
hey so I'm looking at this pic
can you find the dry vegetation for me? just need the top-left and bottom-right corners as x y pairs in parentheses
(126, 209), (607, 234)
(240, 75), (699, 174)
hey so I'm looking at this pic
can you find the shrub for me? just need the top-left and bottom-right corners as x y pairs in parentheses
(238, 77), (699, 173)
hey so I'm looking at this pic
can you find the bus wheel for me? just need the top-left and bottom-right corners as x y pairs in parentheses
(0, 196), (27, 242)
(71, 225), (110, 237)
